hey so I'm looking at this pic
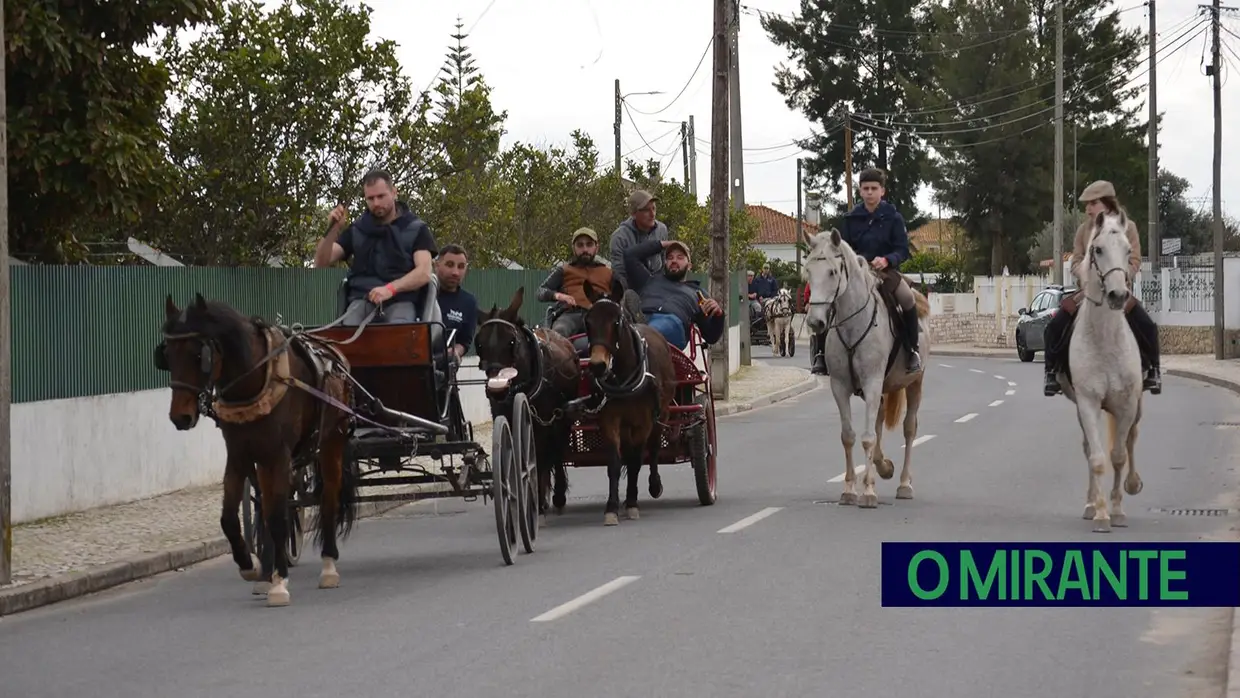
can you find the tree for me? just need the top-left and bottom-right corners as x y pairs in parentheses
(5, 0), (219, 262)
(1028, 205), (1084, 268)
(152, 0), (426, 265)
(761, 0), (935, 217)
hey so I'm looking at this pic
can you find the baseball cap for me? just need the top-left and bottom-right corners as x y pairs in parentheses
(664, 240), (691, 262)
(572, 227), (598, 243)
(627, 189), (658, 214)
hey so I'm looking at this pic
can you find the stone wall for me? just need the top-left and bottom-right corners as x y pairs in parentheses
(1159, 326), (1240, 358)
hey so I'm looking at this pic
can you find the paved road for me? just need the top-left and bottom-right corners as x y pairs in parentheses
(2, 357), (1238, 698)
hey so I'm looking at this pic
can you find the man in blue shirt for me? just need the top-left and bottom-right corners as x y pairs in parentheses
(833, 168), (921, 373)
(434, 244), (478, 360)
(315, 169), (439, 325)
(623, 238), (725, 350)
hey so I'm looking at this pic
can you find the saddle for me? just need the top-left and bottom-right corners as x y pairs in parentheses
(1053, 291), (1146, 387)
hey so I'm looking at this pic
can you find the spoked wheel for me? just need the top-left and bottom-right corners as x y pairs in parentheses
(491, 417), (518, 566)
(787, 328), (796, 357)
(690, 391), (718, 506)
(512, 393), (539, 554)
(241, 473), (308, 568)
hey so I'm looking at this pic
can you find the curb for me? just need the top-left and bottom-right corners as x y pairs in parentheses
(930, 347), (1015, 360)
(717, 373), (820, 416)
(0, 493), (416, 618)
(1164, 368), (1240, 396)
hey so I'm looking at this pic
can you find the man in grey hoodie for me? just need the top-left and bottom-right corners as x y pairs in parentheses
(609, 189), (670, 289)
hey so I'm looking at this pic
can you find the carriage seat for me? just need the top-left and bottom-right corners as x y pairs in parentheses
(335, 276), (448, 387)
(569, 333), (590, 358)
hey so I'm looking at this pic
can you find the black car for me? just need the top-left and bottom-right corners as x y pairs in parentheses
(1014, 285), (1077, 362)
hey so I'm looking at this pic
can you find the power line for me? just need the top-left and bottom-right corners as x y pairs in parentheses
(624, 36), (714, 116)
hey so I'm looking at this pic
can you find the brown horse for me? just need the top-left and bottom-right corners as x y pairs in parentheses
(474, 287), (580, 522)
(156, 294), (357, 607)
(581, 280), (677, 525)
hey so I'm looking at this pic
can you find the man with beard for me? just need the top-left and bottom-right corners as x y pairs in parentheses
(537, 228), (614, 337)
(435, 243), (478, 361)
(315, 169), (438, 325)
(622, 237), (724, 350)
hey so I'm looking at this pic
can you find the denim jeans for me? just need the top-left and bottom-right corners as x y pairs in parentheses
(646, 312), (687, 350)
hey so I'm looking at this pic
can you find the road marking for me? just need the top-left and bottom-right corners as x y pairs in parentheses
(531, 576), (641, 622)
(938, 363), (954, 368)
(718, 507), (783, 533)
(955, 413), (978, 423)
(969, 368), (984, 373)
(1007, 381), (1017, 387)
(827, 436), (936, 482)
(988, 399), (1004, 407)
(994, 374), (1006, 380)
(1005, 389), (1016, 396)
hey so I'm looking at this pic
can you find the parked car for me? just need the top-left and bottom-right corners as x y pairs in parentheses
(1014, 284), (1077, 362)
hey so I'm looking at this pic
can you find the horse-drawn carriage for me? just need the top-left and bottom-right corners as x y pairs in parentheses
(237, 274), (538, 577)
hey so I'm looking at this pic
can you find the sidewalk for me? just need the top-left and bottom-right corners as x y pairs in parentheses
(0, 362), (816, 616)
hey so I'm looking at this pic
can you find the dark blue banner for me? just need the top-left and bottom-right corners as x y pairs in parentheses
(881, 542), (1240, 607)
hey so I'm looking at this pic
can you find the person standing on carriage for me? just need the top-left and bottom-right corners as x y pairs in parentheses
(314, 169), (439, 326)
(537, 228), (614, 337)
(622, 237), (725, 351)
(1042, 180), (1162, 396)
(808, 168), (922, 375)
(609, 189), (669, 290)
(434, 243), (478, 361)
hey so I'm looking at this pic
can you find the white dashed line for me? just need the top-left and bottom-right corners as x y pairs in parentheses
(988, 400), (1004, 407)
(939, 363), (954, 368)
(531, 576), (641, 622)
(1008, 381), (1017, 387)
(1005, 389), (1016, 396)
(994, 374), (1006, 380)
(718, 507), (783, 533)
(827, 436), (935, 482)
(955, 413), (978, 423)
(969, 369), (984, 374)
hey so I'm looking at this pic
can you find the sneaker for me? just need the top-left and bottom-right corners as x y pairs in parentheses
(621, 289), (646, 324)
(1145, 367), (1162, 395)
(1044, 368), (1061, 396)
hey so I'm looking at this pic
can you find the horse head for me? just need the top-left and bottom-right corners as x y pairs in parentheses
(475, 287), (533, 396)
(158, 293), (255, 430)
(582, 277), (630, 380)
(1086, 211), (1133, 311)
(801, 227), (866, 333)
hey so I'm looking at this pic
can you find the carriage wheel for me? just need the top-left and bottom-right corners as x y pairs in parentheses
(243, 475), (307, 568)
(689, 392), (718, 506)
(787, 326), (796, 357)
(491, 417), (518, 566)
(512, 393), (539, 554)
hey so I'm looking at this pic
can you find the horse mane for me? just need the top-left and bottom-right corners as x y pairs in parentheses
(830, 237), (878, 293)
(163, 299), (258, 368)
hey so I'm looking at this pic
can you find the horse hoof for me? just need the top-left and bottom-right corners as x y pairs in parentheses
(649, 478), (664, 499)
(554, 506), (565, 516)
(839, 492), (857, 506)
(604, 512), (619, 526)
(896, 485), (914, 499)
(1083, 504), (1096, 520)
(1110, 514), (1127, 527)
(1125, 475), (1143, 496)
(859, 494), (879, 509)
(876, 458), (894, 480)
(266, 577), (290, 607)
(1092, 519), (1112, 534)
(239, 554), (262, 582)
(252, 581), (271, 595)
(626, 507), (640, 521)
(319, 572), (340, 589)
(538, 513), (547, 527)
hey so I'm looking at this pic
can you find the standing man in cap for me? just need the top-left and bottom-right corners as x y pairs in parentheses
(622, 237), (725, 351)
(610, 189), (670, 290)
(537, 227), (614, 337)
(1043, 180), (1162, 396)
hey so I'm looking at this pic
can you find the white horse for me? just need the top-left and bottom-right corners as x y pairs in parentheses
(763, 287), (796, 357)
(802, 228), (931, 508)
(1055, 210), (1144, 533)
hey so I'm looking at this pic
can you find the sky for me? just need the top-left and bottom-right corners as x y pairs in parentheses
(365, 0), (1235, 224)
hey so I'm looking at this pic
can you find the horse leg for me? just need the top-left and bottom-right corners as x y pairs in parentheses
(315, 435), (346, 590)
(624, 442), (644, 520)
(534, 427), (551, 526)
(1081, 436), (1098, 519)
(858, 380), (885, 509)
(602, 419), (622, 526)
(221, 455), (261, 584)
(1075, 399), (1111, 532)
(871, 395), (894, 480)
(255, 459), (293, 606)
(897, 379), (923, 499)
(830, 379), (858, 505)
(1124, 400), (1143, 496)
(647, 420), (664, 499)
(551, 422), (570, 516)
(1109, 407), (1140, 528)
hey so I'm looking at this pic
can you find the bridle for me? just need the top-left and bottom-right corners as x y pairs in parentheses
(586, 298), (652, 397)
(477, 317), (548, 404)
(1084, 228), (1131, 308)
(155, 323), (294, 420)
(805, 249), (878, 348)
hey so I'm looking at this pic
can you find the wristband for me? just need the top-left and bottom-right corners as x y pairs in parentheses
(384, 283), (396, 294)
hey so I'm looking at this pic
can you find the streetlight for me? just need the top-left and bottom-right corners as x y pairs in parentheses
(613, 82), (665, 185)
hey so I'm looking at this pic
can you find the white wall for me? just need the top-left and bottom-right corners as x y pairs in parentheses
(755, 244), (799, 265)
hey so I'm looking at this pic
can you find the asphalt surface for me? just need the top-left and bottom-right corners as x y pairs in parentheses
(2, 349), (1238, 698)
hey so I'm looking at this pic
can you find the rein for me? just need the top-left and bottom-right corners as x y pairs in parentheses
(806, 251), (882, 391)
(587, 299), (655, 398)
(1082, 228), (1131, 308)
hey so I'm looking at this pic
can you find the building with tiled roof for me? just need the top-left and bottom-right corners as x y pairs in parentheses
(908, 219), (966, 255)
(746, 204), (819, 264)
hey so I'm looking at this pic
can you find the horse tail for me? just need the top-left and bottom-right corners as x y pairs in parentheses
(912, 288), (930, 319)
(883, 388), (907, 431)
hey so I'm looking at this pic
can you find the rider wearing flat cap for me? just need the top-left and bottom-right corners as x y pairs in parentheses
(1042, 180), (1162, 396)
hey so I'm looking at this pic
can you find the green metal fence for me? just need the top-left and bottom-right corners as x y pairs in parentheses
(9, 266), (747, 404)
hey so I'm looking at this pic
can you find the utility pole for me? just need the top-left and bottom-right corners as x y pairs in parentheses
(682, 121), (691, 190)
(843, 114), (854, 208)
(1148, 0), (1160, 275)
(688, 116), (699, 201)
(0, 0), (11, 586)
(1208, 0), (1226, 358)
(796, 158), (804, 276)
(727, 0), (745, 211)
(614, 79), (622, 189)
(710, 0), (732, 399)
(1052, 0), (1065, 286)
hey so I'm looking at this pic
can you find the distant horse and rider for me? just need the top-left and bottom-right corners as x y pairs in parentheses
(763, 287), (796, 357)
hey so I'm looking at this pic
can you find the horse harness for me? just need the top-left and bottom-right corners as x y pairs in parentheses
(477, 317), (571, 427)
(806, 252), (886, 396)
